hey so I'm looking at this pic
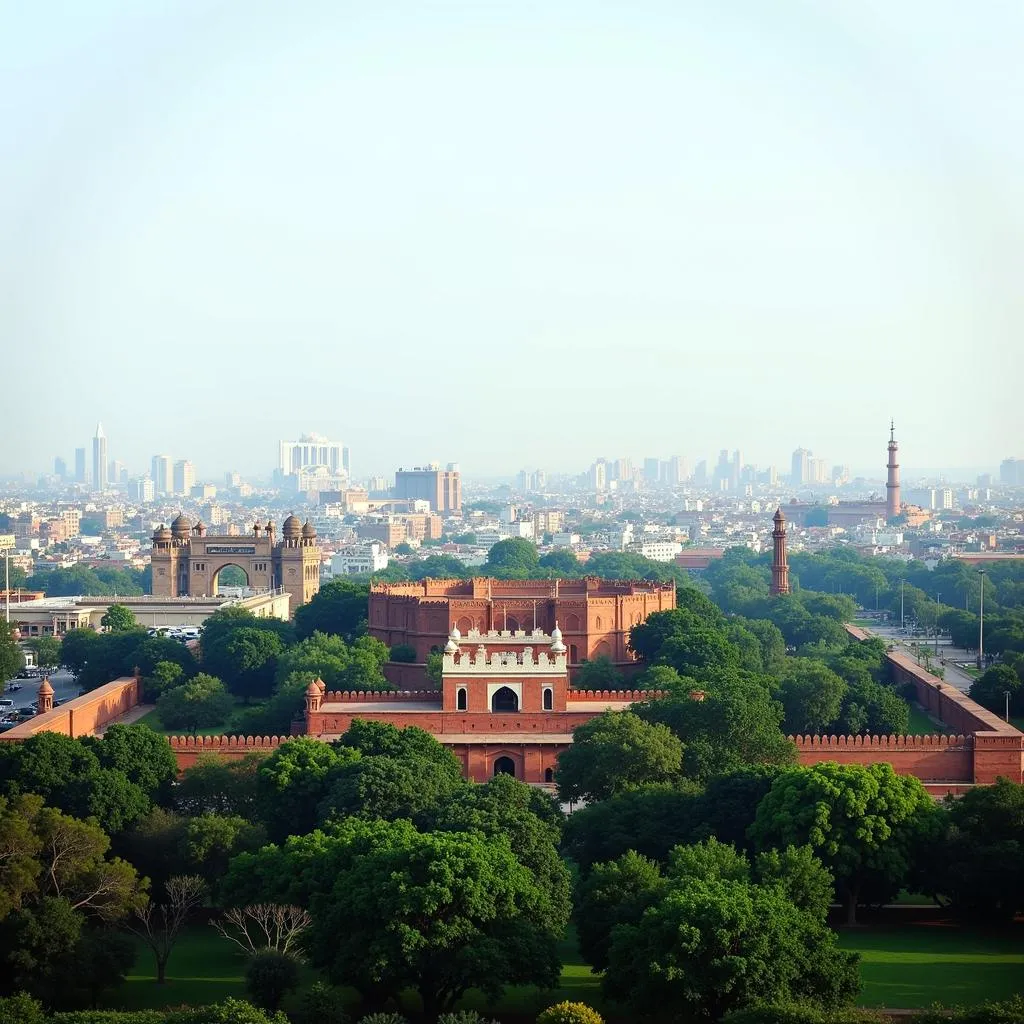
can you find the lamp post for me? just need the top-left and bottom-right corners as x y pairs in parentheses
(935, 592), (941, 656)
(900, 579), (905, 630)
(977, 569), (986, 670)
(1006, 690), (1012, 724)
(3, 546), (8, 625)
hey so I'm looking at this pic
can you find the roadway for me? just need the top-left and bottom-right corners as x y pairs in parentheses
(2, 669), (80, 714)
(856, 621), (977, 693)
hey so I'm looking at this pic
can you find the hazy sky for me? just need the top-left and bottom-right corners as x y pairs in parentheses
(2, 1), (1022, 480)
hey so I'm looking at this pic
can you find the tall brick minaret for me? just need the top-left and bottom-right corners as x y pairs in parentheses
(770, 508), (790, 596)
(886, 420), (901, 520)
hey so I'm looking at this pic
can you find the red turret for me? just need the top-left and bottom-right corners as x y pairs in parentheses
(886, 421), (901, 520)
(771, 508), (790, 596)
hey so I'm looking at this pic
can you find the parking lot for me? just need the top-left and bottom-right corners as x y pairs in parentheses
(1, 668), (81, 728)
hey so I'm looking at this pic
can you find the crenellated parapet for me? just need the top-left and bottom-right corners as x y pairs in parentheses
(167, 734), (293, 750)
(322, 689), (438, 703)
(788, 733), (970, 749)
(567, 689), (668, 702)
(443, 647), (568, 674)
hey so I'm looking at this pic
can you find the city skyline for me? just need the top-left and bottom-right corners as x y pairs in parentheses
(2, 3), (1021, 478)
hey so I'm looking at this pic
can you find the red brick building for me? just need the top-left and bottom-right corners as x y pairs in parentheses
(304, 625), (648, 783)
(369, 577), (676, 680)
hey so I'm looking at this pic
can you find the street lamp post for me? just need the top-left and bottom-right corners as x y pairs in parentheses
(977, 569), (986, 670)
(900, 579), (905, 630)
(3, 547), (8, 625)
(1006, 690), (1012, 724)
(935, 592), (941, 656)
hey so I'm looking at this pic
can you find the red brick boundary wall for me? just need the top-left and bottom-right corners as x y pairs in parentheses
(0, 677), (140, 742)
(167, 734), (292, 770)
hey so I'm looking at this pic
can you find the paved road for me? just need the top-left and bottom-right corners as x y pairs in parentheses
(857, 622), (976, 693)
(2, 669), (80, 713)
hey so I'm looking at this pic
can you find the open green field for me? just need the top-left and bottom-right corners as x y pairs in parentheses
(107, 920), (1024, 1016)
(135, 698), (257, 737)
(841, 923), (1024, 1008)
(905, 702), (949, 736)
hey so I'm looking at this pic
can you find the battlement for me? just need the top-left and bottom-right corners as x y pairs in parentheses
(567, 689), (667, 702)
(322, 689), (438, 703)
(443, 646), (568, 674)
(789, 733), (970, 749)
(464, 628), (553, 642)
(167, 734), (293, 750)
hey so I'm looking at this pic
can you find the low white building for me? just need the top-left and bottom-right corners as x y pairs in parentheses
(330, 543), (389, 576)
(630, 540), (683, 563)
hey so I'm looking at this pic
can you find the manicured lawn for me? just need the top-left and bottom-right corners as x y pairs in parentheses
(905, 701), (948, 736)
(135, 699), (259, 737)
(107, 921), (1024, 1016)
(839, 923), (1024, 1008)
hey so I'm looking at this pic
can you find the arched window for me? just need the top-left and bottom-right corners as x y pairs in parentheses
(491, 686), (519, 713)
(457, 615), (473, 633)
(569, 644), (579, 663)
(456, 687), (467, 711)
(494, 756), (516, 777)
(543, 687), (553, 711)
(595, 616), (603, 630)
(564, 613), (580, 632)
(544, 767), (554, 783)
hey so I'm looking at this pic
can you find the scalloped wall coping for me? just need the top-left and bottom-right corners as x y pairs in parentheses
(788, 733), (970, 748)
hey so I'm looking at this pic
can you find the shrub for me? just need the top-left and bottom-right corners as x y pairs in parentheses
(536, 1002), (605, 1024)
(389, 644), (417, 663)
(438, 1014), (500, 1024)
(166, 1000), (289, 1024)
(722, 1007), (886, 1024)
(244, 950), (301, 1011)
(51, 1013), (165, 1024)
(916, 998), (1024, 1024)
(295, 982), (350, 1024)
(0, 993), (45, 1024)
(357, 1015), (409, 1024)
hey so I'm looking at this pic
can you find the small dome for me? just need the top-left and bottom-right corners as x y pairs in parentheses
(282, 514), (302, 538)
(305, 679), (322, 697)
(153, 525), (171, 541)
(171, 513), (191, 537)
(444, 638), (458, 654)
(37, 678), (54, 697)
(449, 625), (461, 641)
(550, 622), (566, 653)
(301, 520), (316, 538)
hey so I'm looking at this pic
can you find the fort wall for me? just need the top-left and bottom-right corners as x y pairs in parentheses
(0, 677), (140, 742)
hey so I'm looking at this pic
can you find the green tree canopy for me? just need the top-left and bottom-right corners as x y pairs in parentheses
(293, 579), (369, 641)
(774, 660), (848, 735)
(555, 711), (684, 803)
(26, 636), (60, 670)
(572, 655), (626, 690)
(156, 674), (233, 734)
(483, 538), (539, 578)
(750, 762), (939, 924)
(0, 624), (23, 681)
(100, 603), (138, 632)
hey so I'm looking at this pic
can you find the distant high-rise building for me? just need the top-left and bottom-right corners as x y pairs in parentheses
(1000, 458), (1023, 486)
(589, 460), (607, 492)
(765, 465), (779, 487)
(92, 423), (108, 491)
(516, 469), (546, 493)
(173, 460), (196, 497)
(279, 434), (348, 479)
(133, 477), (155, 503)
(977, 473), (992, 489)
(74, 448), (86, 483)
(151, 455), (173, 496)
(54, 457), (67, 481)
(225, 471), (241, 489)
(109, 460), (126, 485)
(808, 457), (829, 485)
(693, 460), (708, 486)
(886, 422), (901, 518)
(730, 449), (742, 491)
(611, 458), (632, 483)
(831, 465), (850, 486)
(393, 462), (462, 513)
(791, 448), (811, 485)
(643, 458), (661, 483)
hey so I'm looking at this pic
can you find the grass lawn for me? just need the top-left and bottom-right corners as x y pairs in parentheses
(839, 923), (1024, 1009)
(905, 701), (949, 736)
(107, 921), (1024, 1017)
(135, 698), (260, 737)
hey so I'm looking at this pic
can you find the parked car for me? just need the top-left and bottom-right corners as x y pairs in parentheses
(6, 682), (22, 692)
(0, 699), (14, 709)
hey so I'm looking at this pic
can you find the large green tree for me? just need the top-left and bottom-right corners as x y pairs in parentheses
(601, 839), (858, 1020)
(156, 674), (233, 734)
(483, 538), (539, 578)
(224, 818), (565, 1018)
(100, 604), (138, 632)
(293, 579), (369, 641)
(26, 637), (59, 671)
(774, 660), (847, 735)
(751, 762), (939, 924)
(555, 711), (683, 803)
(0, 624), (24, 681)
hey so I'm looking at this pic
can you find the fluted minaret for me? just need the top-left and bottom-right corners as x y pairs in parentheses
(770, 508), (790, 596)
(886, 421), (901, 520)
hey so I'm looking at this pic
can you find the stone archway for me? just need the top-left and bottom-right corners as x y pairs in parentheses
(491, 686), (519, 713)
(212, 563), (250, 595)
(493, 756), (516, 777)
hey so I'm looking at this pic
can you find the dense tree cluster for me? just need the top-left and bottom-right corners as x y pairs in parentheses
(25, 565), (149, 598)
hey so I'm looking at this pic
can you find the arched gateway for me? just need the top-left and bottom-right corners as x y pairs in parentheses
(151, 513), (321, 614)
